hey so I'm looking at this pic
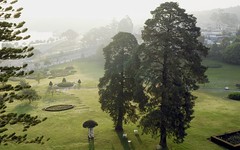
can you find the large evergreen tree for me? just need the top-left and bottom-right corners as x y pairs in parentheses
(98, 32), (145, 131)
(138, 2), (208, 149)
(0, 0), (46, 145)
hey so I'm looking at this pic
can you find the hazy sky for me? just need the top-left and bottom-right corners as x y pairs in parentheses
(17, 0), (240, 32)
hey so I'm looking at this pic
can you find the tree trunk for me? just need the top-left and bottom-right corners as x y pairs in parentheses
(115, 70), (124, 132)
(115, 108), (123, 131)
(160, 51), (168, 149)
(160, 125), (167, 149)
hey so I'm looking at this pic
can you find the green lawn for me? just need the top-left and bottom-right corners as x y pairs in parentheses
(2, 59), (240, 150)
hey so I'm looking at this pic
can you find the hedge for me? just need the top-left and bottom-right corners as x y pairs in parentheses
(228, 92), (240, 100)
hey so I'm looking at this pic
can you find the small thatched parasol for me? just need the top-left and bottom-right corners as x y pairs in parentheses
(83, 120), (98, 128)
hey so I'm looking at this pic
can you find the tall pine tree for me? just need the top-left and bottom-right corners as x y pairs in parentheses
(138, 2), (208, 149)
(98, 32), (146, 131)
(0, 0), (46, 145)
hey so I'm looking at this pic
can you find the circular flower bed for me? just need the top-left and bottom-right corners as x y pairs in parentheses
(43, 104), (74, 111)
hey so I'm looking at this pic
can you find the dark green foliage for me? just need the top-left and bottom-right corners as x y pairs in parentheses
(208, 43), (221, 59)
(62, 78), (66, 83)
(228, 93), (240, 100)
(49, 81), (53, 87)
(138, 2), (208, 148)
(222, 42), (240, 65)
(0, 0), (46, 145)
(26, 71), (48, 80)
(48, 81), (54, 96)
(98, 32), (146, 131)
(57, 82), (73, 87)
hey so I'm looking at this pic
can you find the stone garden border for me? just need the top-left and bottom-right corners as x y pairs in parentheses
(210, 130), (240, 150)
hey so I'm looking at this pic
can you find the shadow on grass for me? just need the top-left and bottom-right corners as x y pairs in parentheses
(88, 139), (95, 150)
(12, 102), (35, 114)
(116, 131), (135, 150)
(135, 134), (142, 144)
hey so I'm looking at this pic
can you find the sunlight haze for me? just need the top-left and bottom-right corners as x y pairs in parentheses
(18, 0), (240, 32)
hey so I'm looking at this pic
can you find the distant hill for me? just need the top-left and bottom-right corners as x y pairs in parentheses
(192, 6), (240, 29)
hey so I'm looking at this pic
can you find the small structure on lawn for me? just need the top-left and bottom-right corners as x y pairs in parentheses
(225, 86), (229, 90)
(83, 120), (98, 140)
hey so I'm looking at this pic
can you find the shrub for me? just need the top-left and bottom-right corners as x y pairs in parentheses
(57, 82), (74, 87)
(228, 92), (240, 100)
(62, 78), (67, 83)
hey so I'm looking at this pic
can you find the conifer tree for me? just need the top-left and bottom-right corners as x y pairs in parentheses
(0, 0), (46, 145)
(138, 2), (208, 149)
(98, 32), (146, 131)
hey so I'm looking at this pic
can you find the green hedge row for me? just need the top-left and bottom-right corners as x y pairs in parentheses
(228, 92), (240, 100)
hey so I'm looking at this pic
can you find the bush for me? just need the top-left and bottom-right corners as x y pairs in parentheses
(222, 42), (240, 65)
(57, 82), (74, 87)
(62, 78), (67, 83)
(228, 92), (240, 100)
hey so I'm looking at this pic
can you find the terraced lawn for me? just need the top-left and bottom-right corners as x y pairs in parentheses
(2, 59), (240, 150)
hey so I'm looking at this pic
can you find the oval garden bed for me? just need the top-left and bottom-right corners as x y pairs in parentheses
(211, 130), (240, 150)
(43, 104), (74, 111)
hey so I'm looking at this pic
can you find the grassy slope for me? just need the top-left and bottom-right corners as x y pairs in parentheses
(2, 59), (240, 150)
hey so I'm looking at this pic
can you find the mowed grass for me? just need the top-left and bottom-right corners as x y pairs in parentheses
(2, 59), (240, 150)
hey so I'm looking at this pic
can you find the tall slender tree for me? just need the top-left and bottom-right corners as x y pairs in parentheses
(0, 0), (46, 145)
(98, 32), (145, 131)
(138, 2), (208, 149)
